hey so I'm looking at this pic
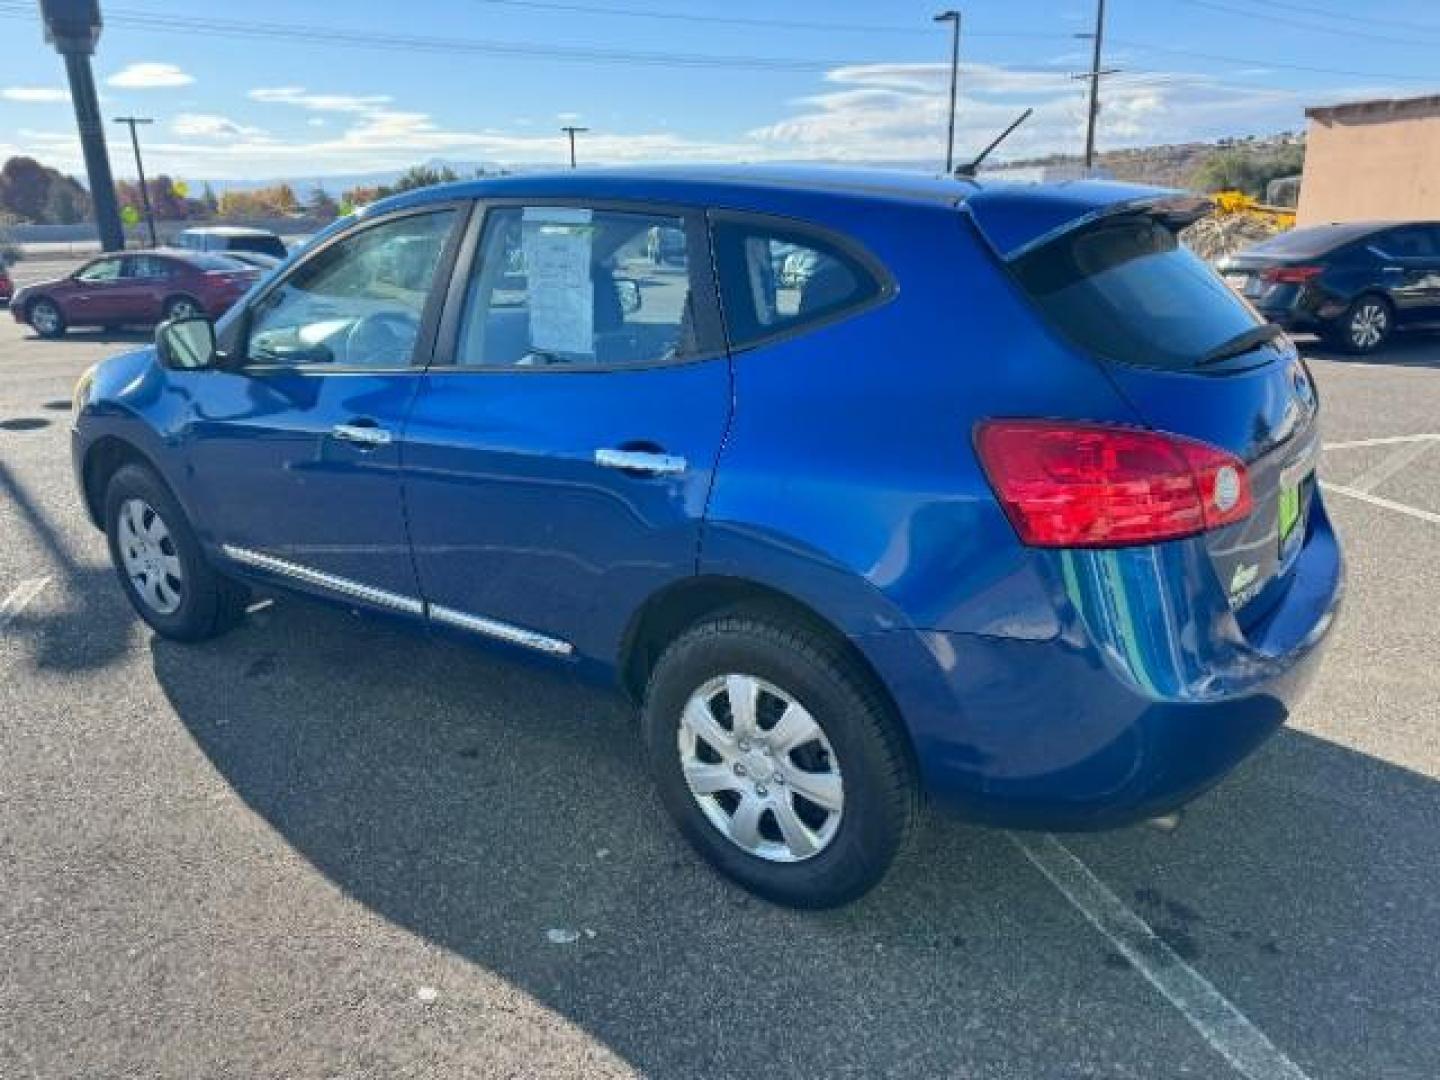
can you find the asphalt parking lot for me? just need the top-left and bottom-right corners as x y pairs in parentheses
(1, 297), (1437, 1078)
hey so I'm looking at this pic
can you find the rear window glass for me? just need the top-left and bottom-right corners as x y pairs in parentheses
(711, 219), (885, 349)
(1245, 223), (1375, 259)
(223, 235), (288, 258)
(1012, 215), (1262, 370)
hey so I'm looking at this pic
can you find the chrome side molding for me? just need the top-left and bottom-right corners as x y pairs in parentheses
(219, 545), (574, 657)
(429, 603), (575, 656)
(221, 545), (424, 616)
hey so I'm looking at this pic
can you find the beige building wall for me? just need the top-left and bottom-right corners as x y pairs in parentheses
(1297, 96), (1440, 226)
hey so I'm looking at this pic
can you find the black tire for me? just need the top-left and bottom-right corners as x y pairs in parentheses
(162, 295), (204, 322)
(103, 463), (249, 642)
(641, 613), (920, 908)
(1328, 294), (1393, 354)
(28, 297), (66, 339)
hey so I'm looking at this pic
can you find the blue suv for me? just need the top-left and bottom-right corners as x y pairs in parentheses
(72, 167), (1343, 907)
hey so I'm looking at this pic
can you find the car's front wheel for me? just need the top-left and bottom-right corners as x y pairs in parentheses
(104, 463), (250, 641)
(28, 298), (65, 338)
(642, 613), (920, 908)
(1330, 295), (1393, 354)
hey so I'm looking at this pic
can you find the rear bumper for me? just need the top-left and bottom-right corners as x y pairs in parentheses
(858, 503), (1343, 830)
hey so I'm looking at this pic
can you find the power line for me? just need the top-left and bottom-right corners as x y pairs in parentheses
(1169, 0), (1440, 49)
(1196, 0), (1440, 36)
(0, 3), (1079, 77)
(1, 2), (1433, 88)
(471, 0), (1073, 39)
(1106, 35), (1440, 84)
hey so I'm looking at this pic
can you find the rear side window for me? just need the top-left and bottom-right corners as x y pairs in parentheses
(1012, 215), (1262, 370)
(1371, 226), (1439, 259)
(711, 218), (885, 349)
(456, 206), (712, 369)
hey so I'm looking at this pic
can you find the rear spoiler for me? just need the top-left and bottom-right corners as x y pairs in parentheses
(963, 181), (1212, 262)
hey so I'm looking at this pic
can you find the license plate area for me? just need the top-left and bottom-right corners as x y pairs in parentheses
(1278, 468), (1314, 561)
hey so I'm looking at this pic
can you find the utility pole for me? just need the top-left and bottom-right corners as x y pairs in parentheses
(1076, 0), (1119, 173)
(38, 0), (124, 251)
(560, 125), (589, 169)
(113, 116), (158, 247)
(933, 10), (962, 173)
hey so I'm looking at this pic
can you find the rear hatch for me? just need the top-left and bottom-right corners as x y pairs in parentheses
(967, 183), (1323, 624)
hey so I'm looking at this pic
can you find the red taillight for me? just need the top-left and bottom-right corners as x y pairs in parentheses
(1260, 265), (1322, 285)
(975, 420), (1253, 548)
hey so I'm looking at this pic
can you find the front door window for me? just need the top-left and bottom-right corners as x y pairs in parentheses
(245, 209), (458, 369)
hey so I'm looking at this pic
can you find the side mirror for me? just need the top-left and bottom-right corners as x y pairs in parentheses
(156, 316), (220, 370)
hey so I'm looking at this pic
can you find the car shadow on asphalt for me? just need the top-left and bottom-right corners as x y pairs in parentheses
(1300, 331), (1440, 369)
(148, 593), (1439, 1079)
(16, 328), (153, 346)
(0, 460), (139, 674)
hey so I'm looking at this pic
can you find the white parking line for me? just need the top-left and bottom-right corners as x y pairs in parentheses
(1344, 440), (1436, 495)
(1011, 833), (1312, 1080)
(1323, 433), (1440, 451)
(0, 576), (52, 632)
(1320, 482), (1440, 526)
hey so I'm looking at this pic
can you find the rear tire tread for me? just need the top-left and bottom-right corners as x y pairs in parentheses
(644, 612), (921, 908)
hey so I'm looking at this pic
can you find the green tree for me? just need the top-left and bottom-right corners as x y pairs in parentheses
(1191, 144), (1305, 199)
(305, 183), (339, 220)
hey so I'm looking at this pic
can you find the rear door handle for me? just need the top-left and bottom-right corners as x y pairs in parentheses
(332, 422), (392, 448)
(594, 447), (687, 476)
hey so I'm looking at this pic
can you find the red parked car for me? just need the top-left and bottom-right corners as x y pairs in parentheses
(10, 250), (259, 338)
(0, 262), (14, 306)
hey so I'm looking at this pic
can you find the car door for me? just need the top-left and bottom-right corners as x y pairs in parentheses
(401, 201), (731, 661)
(110, 255), (169, 323)
(179, 203), (468, 607)
(67, 256), (126, 323)
(1371, 226), (1440, 322)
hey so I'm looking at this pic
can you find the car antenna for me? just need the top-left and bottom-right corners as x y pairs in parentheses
(954, 108), (1034, 179)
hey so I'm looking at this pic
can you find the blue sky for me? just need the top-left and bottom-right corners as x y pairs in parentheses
(2, 0), (1439, 185)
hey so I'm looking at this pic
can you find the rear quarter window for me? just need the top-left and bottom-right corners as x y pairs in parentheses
(711, 216), (889, 350)
(1012, 215), (1262, 370)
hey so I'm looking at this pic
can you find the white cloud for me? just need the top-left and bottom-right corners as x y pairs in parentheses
(172, 113), (267, 139)
(557, 112), (582, 123)
(2, 86), (68, 103)
(249, 86), (392, 113)
(107, 63), (195, 89)
(14, 62), (1366, 183)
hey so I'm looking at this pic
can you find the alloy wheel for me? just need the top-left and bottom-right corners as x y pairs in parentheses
(167, 299), (200, 321)
(30, 301), (59, 335)
(1350, 302), (1388, 350)
(677, 673), (844, 863)
(116, 498), (184, 615)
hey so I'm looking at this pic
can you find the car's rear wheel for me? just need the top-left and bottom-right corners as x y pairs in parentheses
(1331, 295), (1393, 354)
(162, 295), (203, 322)
(28, 298), (65, 338)
(641, 613), (919, 908)
(104, 463), (249, 641)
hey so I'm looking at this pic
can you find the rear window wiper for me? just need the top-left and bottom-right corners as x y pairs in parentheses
(1197, 323), (1285, 367)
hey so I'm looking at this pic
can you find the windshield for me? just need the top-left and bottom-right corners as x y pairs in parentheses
(1011, 214), (1264, 370)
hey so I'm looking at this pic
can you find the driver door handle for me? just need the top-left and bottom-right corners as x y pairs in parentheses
(594, 447), (687, 476)
(332, 421), (392, 448)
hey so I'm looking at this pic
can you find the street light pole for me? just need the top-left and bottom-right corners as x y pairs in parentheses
(560, 125), (589, 169)
(38, 0), (124, 251)
(933, 10), (962, 174)
(113, 116), (157, 247)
